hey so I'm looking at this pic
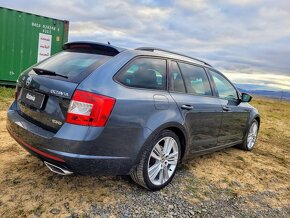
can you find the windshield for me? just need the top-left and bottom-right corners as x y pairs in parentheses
(35, 51), (111, 80)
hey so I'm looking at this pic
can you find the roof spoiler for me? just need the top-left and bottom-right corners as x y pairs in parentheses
(63, 41), (125, 56)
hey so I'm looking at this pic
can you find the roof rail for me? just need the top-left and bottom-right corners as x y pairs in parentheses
(63, 41), (125, 56)
(136, 47), (212, 67)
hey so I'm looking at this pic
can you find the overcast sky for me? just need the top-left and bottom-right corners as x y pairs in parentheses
(2, 0), (290, 90)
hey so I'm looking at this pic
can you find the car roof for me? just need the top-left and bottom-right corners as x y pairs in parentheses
(64, 41), (214, 68)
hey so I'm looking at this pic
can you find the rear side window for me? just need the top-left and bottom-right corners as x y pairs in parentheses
(117, 58), (166, 90)
(178, 63), (212, 96)
(169, 61), (186, 93)
(35, 51), (111, 81)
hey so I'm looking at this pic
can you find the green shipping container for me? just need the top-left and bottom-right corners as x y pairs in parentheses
(0, 7), (69, 85)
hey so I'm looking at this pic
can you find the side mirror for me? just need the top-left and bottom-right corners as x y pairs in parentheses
(241, 93), (252, 102)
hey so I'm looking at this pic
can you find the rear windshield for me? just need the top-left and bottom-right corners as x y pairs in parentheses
(35, 51), (111, 82)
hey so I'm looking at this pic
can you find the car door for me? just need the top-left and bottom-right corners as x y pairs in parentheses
(168, 60), (223, 153)
(207, 69), (250, 145)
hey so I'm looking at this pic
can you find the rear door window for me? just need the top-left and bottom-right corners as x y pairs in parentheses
(169, 61), (186, 93)
(117, 57), (167, 90)
(178, 63), (212, 96)
(35, 51), (111, 81)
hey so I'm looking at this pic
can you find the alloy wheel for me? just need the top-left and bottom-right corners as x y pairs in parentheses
(247, 122), (258, 149)
(147, 136), (179, 186)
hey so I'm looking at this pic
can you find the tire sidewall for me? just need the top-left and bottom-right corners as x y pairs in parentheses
(142, 130), (181, 191)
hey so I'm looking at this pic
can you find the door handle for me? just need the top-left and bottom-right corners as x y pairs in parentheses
(222, 106), (231, 111)
(181, 105), (194, 110)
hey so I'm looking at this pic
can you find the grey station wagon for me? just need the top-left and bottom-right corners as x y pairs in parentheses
(7, 41), (260, 190)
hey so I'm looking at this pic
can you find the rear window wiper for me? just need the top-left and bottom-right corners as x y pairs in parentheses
(32, 67), (68, 79)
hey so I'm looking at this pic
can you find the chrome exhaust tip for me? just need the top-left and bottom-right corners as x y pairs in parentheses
(44, 161), (73, 176)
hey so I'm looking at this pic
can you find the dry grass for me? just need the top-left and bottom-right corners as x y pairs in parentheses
(0, 87), (14, 111)
(183, 97), (290, 209)
(0, 95), (289, 216)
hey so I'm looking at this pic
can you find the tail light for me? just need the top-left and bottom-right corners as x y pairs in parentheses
(66, 90), (115, 127)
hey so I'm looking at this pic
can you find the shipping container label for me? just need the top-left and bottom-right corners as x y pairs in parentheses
(32, 22), (59, 34)
(37, 33), (52, 62)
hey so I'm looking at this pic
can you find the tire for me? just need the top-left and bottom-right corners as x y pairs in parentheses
(130, 129), (181, 191)
(238, 119), (259, 151)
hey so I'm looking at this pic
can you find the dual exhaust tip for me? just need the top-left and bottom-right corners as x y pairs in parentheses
(44, 161), (73, 176)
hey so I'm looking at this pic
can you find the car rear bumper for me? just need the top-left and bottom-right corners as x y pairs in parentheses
(6, 102), (151, 175)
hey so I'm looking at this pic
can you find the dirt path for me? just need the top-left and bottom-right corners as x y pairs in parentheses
(0, 97), (289, 217)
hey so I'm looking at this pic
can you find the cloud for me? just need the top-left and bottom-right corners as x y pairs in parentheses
(225, 72), (290, 90)
(1, 0), (290, 90)
(224, 0), (263, 6)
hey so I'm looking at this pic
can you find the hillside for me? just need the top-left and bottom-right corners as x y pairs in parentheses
(236, 84), (290, 101)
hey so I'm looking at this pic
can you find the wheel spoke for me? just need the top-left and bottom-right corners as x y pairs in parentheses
(149, 163), (161, 180)
(167, 152), (178, 165)
(151, 149), (161, 161)
(164, 138), (174, 155)
(250, 125), (254, 132)
(158, 168), (164, 183)
(167, 159), (178, 165)
(163, 166), (169, 181)
(167, 151), (178, 159)
(253, 124), (258, 133)
(154, 144), (163, 156)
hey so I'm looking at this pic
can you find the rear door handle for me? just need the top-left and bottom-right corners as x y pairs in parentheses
(222, 106), (231, 111)
(181, 105), (194, 110)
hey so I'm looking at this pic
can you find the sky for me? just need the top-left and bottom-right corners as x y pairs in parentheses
(2, 0), (290, 91)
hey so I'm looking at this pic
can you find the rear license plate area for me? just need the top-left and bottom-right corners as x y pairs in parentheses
(20, 88), (45, 109)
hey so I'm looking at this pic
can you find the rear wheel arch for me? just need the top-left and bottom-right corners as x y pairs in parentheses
(165, 126), (187, 161)
(134, 123), (188, 166)
(130, 128), (182, 190)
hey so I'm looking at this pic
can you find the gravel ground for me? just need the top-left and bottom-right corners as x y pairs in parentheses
(88, 173), (290, 218)
(42, 168), (290, 218)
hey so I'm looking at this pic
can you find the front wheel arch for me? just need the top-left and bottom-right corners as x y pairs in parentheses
(254, 116), (260, 128)
(238, 119), (259, 151)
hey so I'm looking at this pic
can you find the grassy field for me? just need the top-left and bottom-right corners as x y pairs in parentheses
(0, 87), (14, 110)
(0, 87), (289, 217)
